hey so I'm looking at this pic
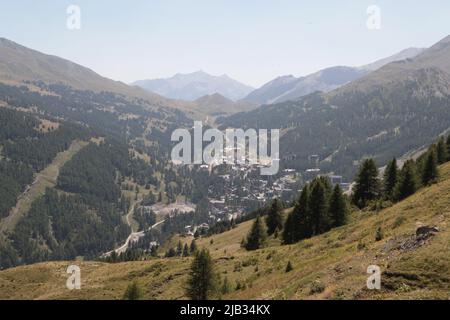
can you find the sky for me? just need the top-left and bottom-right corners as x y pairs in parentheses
(1, 0), (449, 87)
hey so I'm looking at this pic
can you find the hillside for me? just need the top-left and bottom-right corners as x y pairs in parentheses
(192, 93), (257, 116)
(1, 162), (449, 300)
(0, 38), (178, 107)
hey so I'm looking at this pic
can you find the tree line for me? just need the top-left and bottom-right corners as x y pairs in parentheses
(353, 135), (449, 208)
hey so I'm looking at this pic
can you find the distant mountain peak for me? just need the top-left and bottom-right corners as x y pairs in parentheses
(132, 71), (253, 101)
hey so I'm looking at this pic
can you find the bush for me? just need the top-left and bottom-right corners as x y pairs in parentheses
(375, 227), (384, 241)
(309, 280), (325, 295)
(122, 281), (142, 300)
(285, 261), (293, 273)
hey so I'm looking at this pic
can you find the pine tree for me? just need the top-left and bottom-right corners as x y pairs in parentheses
(183, 243), (189, 257)
(150, 245), (158, 257)
(309, 180), (330, 235)
(352, 159), (381, 208)
(189, 240), (197, 254)
(176, 240), (183, 256)
(186, 249), (217, 300)
(165, 247), (176, 257)
(283, 185), (312, 244)
(285, 261), (293, 273)
(245, 216), (267, 251)
(221, 276), (231, 295)
(422, 149), (439, 185)
(383, 158), (398, 199)
(282, 212), (295, 245)
(265, 198), (283, 235)
(375, 226), (384, 241)
(395, 160), (419, 201)
(436, 137), (448, 164)
(447, 135), (450, 161)
(329, 184), (348, 227)
(122, 281), (142, 300)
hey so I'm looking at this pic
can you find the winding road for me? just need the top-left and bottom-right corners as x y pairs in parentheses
(102, 200), (165, 257)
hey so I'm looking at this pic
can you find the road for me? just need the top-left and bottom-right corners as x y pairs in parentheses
(102, 200), (165, 257)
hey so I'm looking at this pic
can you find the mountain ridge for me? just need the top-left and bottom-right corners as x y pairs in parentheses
(243, 47), (425, 105)
(132, 70), (254, 102)
(0, 38), (176, 107)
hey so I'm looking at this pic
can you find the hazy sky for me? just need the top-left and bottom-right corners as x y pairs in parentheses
(1, 0), (449, 87)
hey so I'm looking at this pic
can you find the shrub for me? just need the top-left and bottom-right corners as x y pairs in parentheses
(309, 280), (325, 295)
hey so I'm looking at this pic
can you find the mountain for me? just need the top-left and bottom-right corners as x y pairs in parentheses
(220, 35), (450, 179)
(359, 47), (425, 71)
(192, 93), (257, 116)
(243, 75), (300, 105)
(0, 39), (197, 270)
(2, 160), (450, 299)
(132, 71), (254, 101)
(243, 47), (425, 105)
(0, 38), (173, 106)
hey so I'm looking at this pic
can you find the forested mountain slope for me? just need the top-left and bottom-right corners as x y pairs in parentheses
(219, 35), (450, 179)
(0, 73), (193, 269)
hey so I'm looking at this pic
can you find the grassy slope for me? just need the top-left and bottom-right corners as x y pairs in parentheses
(1, 162), (450, 300)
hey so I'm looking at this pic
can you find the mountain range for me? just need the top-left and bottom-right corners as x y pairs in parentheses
(243, 47), (425, 105)
(132, 71), (254, 102)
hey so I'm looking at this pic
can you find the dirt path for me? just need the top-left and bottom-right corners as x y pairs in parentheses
(0, 140), (88, 235)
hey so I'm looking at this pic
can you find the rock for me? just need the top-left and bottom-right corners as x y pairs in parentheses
(415, 226), (439, 239)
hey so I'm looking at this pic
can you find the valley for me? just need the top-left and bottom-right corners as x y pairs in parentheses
(0, 26), (449, 302)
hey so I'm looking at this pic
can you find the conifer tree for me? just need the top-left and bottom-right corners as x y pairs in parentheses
(422, 149), (439, 185)
(165, 247), (176, 258)
(329, 184), (348, 227)
(352, 159), (381, 208)
(150, 245), (158, 257)
(436, 137), (448, 164)
(176, 240), (183, 256)
(221, 276), (231, 295)
(122, 281), (142, 300)
(245, 216), (267, 251)
(285, 261), (293, 273)
(189, 240), (197, 254)
(290, 185), (312, 242)
(282, 212), (295, 245)
(265, 198), (283, 235)
(383, 158), (398, 199)
(395, 160), (419, 200)
(309, 180), (330, 235)
(186, 249), (217, 300)
(183, 243), (189, 257)
(447, 135), (450, 161)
